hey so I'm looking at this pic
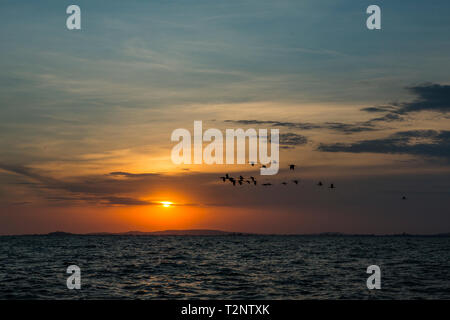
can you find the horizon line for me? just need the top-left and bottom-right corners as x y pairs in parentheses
(1, 229), (450, 237)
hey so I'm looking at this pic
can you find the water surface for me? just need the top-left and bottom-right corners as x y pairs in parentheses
(0, 235), (449, 299)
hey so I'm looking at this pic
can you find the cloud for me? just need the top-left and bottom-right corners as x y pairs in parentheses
(224, 119), (378, 134)
(0, 164), (164, 206)
(365, 113), (403, 124)
(278, 133), (308, 149)
(362, 83), (450, 115)
(225, 83), (450, 135)
(109, 172), (160, 178)
(102, 196), (153, 206)
(318, 130), (450, 160)
(361, 105), (399, 113)
(324, 122), (377, 133)
(400, 84), (450, 113)
(224, 120), (320, 130)
(230, 84), (449, 136)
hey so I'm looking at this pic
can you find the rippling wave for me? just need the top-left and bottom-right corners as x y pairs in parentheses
(0, 235), (449, 299)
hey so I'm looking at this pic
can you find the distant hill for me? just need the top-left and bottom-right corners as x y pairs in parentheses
(85, 229), (249, 236)
(47, 231), (74, 236)
(437, 233), (450, 237)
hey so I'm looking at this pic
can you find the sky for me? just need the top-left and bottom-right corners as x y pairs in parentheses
(0, 0), (449, 235)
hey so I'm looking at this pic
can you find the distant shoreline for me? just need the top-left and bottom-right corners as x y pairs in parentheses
(1, 230), (450, 237)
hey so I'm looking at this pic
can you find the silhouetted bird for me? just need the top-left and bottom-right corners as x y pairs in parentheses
(329, 183), (335, 189)
(225, 174), (230, 179)
(238, 180), (243, 185)
(250, 176), (255, 181)
(253, 180), (257, 185)
(289, 164), (295, 170)
(246, 180), (251, 184)
(317, 181), (323, 186)
(231, 180), (236, 186)
(220, 176), (226, 182)
(239, 175), (244, 181)
(292, 180), (299, 184)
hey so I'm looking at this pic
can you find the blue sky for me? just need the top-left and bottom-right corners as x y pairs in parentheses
(2, 0), (450, 106)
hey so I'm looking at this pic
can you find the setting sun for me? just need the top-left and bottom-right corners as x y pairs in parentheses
(160, 201), (173, 208)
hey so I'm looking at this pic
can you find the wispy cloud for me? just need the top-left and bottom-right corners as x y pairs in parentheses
(278, 133), (308, 149)
(0, 164), (164, 207)
(318, 130), (450, 161)
(224, 119), (378, 134)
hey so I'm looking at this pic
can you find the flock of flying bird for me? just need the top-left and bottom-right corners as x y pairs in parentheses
(219, 164), (336, 188)
(219, 163), (407, 200)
